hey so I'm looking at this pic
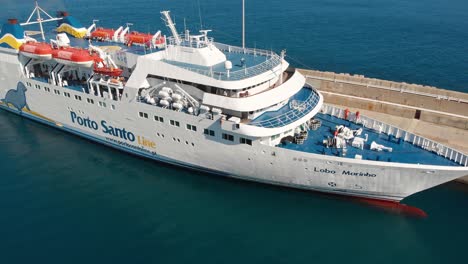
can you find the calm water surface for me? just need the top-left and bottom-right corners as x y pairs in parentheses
(0, 0), (467, 263)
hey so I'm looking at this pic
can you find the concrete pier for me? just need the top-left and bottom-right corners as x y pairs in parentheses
(299, 69), (468, 183)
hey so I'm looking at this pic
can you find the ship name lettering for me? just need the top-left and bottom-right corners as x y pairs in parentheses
(70, 111), (98, 130)
(137, 136), (156, 149)
(70, 111), (136, 142)
(314, 167), (336, 174)
(101, 120), (136, 142)
(342, 170), (377, 177)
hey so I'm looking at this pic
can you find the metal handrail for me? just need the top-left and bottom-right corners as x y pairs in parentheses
(163, 53), (282, 81)
(321, 104), (468, 167)
(250, 87), (321, 128)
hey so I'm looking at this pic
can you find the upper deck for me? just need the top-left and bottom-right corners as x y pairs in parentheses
(162, 41), (282, 81)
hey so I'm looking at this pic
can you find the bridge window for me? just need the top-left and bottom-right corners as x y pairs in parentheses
(271, 134), (281, 141)
(240, 137), (252, 146)
(154, 116), (164, 123)
(139, 112), (148, 118)
(222, 133), (234, 142)
(204, 129), (215, 136)
(186, 124), (197, 132)
(170, 120), (180, 127)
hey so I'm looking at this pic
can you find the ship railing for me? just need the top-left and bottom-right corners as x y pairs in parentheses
(163, 53), (282, 81)
(249, 86), (321, 128)
(321, 104), (468, 167)
(213, 42), (275, 57)
(167, 35), (215, 48)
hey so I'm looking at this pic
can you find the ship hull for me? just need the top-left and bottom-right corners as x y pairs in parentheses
(0, 100), (466, 202)
(1, 47), (467, 203)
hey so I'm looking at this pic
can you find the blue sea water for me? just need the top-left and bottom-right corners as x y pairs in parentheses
(0, 0), (468, 263)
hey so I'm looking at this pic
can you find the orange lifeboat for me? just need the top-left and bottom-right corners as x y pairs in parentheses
(52, 47), (97, 68)
(93, 67), (123, 77)
(19, 42), (53, 60)
(125, 32), (165, 48)
(90, 27), (116, 40)
(93, 57), (123, 77)
(126, 31), (152, 45)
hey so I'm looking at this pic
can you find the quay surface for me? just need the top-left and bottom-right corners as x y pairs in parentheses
(300, 69), (468, 183)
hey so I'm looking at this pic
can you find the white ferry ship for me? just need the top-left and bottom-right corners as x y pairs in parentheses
(0, 4), (467, 204)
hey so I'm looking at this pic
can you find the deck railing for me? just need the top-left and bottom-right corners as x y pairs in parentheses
(163, 54), (282, 81)
(321, 104), (468, 167)
(249, 87), (321, 128)
(163, 42), (282, 81)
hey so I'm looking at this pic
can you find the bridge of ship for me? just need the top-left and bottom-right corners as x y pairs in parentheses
(280, 111), (465, 167)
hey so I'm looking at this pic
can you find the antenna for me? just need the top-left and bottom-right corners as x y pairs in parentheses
(242, 0), (245, 49)
(21, 1), (63, 41)
(197, 0), (203, 30)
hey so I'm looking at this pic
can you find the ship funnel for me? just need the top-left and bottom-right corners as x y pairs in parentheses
(0, 18), (26, 49)
(56, 11), (87, 39)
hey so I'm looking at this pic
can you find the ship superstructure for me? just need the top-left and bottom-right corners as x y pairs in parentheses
(0, 4), (467, 203)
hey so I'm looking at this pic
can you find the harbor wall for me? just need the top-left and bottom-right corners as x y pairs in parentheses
(299, 69), (468, 183)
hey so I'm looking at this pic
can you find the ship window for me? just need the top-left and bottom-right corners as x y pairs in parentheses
(139, 112), (148, 118)
(204, 129), (215, 136)
(240, 137), (252, 146)
(186, 124), (197, 131)
(75, 95), (82, 101)
(64, 92), (71, 98)
(170, 120), (180, 127)
(111, 105), (116, 110)
(222, 133), (234, 142)
(27, 82), (31, 87)
(271, 134), (281, 141)
(45, 87), (50, 92)
(87, 98), (94, 104)
(54, 89), (60, 95)
(34, 84), (40, 89)
(99, 101), (107, 108)
(154, 116), (164, 123)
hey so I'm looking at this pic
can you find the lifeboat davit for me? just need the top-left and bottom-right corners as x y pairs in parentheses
(90, 27), (116, 40)
(52, 47), (97, 68)
(19, 42), (53, 60)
